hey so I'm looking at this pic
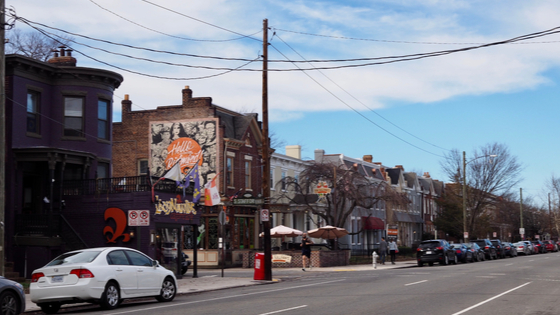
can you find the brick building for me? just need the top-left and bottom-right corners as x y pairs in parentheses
(113, 86), (264, 266)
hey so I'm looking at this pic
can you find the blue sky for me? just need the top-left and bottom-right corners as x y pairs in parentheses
(9, 0), (560, 205)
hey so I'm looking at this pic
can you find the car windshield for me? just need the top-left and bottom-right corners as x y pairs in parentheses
(419, 241), (441, 249)
(473, 241), (486, 247)
(46, 251), (102, 266)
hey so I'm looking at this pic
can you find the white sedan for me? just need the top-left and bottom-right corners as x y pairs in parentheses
(30, 247), (177, 314)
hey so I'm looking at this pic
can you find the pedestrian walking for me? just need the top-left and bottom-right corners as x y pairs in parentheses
(389, 238), (398, 264)
(300, 233), (313, 271)
(379, 237), (388, 265)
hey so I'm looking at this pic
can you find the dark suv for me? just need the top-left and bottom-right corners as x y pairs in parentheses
(417, 239), (457, 267)
(490, 239), (506, 258)
(473, 239), (498, 260)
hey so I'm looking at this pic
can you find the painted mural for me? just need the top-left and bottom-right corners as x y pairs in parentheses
(150, 119), (217, 188)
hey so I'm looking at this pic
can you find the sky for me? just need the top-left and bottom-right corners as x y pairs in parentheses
(8, 0), (560, 206)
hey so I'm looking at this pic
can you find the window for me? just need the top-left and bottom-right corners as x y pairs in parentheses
(97, 162), (109, 179)
(281, 170), (287, 190)
(64, 96), (84, 137)
(244, 161), (251, 189)
(226, 157), (234, 186)
(138, 160), (148, 175)
(98, 99), (109, 140)
(27, 90), (41, 134)
(270, 167), (275, 190)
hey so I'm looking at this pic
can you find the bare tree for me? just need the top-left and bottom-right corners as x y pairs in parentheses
(439, 143), (523, 238)
(544, 175), (560, 238)
(6, 29), (72, 61)
(273, 161), (408, 231)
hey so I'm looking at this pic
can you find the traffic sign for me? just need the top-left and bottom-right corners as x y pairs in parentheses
(128, 210), (150, 226)
(519, 228), (525, 235)
(260, 209), (269, 222)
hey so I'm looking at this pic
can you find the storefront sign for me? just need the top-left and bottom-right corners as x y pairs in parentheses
(233, 198), (263, 205)
(272, 254), (292, 263)
(154, 196), (197, 215)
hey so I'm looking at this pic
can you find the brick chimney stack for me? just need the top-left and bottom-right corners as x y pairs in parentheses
(122, 94), (132, 117)
(363, 155), (373, 163)
(182, 85), (193, 105)
(47, 46), (77, 66)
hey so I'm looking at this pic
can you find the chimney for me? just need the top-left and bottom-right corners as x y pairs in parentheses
(122, 94), (132, 117)
(285, 145), (301, 159)
(423, 172), (431, 178)
(182, 85), (193, 105)
(47, 46), (77, 66)
(314, 149), (325, 163)
(363, 155), (373, 163)
(395, 165), (404, 170)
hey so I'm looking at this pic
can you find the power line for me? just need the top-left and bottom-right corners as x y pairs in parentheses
(140, 0), (262, 43)
(268, 41), (446, 158)
(272, 27), (560, 45)
(89, 0), (262, 43)
(273, 32), (450, 153)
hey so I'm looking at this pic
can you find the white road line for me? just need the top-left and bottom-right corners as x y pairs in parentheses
(108, 279), (346, 315)
(451, 282), (531, 315)
(258, 305), (307, 315)
(505, 263), (513, 266)
(202, 275), (218, 278)
(405, 280), (428, 286)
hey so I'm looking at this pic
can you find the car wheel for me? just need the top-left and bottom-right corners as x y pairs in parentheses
(156, 277), (176, 302)
(100, 281), (120, 310)
(1, 291), (20, 315)
(417, 261), (423, 267)
(452, 254), (458, 265)
(441, 255), (448, 265)
(39, 303), (61, 314)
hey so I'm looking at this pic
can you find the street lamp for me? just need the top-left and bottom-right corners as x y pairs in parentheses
(462, 151), (497, 243)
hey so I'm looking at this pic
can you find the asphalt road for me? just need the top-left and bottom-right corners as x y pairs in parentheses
(46, 253), (560, 315)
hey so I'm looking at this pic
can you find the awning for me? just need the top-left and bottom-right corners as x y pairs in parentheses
(362, 216), (384, 230)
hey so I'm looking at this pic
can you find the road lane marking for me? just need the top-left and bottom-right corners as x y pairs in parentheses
(108, 279), (346, 315)
(505, 263), (513, 266)
(405, 280), (427, 286)
(451, 282), (531, 315)
(258, 305), (307, 315)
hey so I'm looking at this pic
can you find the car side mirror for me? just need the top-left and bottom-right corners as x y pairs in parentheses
(153, 260), (159, 267)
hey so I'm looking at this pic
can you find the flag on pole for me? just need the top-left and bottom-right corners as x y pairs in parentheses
(190, 164), (202, 203)
(161, 161), (184, 183)
(204, 175), (221, 206)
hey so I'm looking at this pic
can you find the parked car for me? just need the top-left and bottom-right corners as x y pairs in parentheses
(466, 242), (485, 262)
(162, 242), (178, 259)
(531, 240), (547, 253)
(451, 243), (474, 263)
(502, 242), (517, 257)
(417, 239), (457, 266)
(490, 239), (506, 258)
(472, 239), (498, 260)
(542, 240), (558, 252)
(0, 276), (26, 315)
(31, 247), (177, 314)
(523, 241), (538, 254)
(514, 241), (531, 255)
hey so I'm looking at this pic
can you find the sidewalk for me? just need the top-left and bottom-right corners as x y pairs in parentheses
(24, 260), (414, 312)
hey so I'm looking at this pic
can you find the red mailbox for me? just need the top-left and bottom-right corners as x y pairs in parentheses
(253, 252), (265, 280)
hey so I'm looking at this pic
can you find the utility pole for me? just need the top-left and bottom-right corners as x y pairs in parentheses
(0, 0), (6, 277)
(520, 188), (523, 240)
(261, 19), (272, 281)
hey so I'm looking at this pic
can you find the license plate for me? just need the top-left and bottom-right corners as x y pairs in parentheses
(426, 251), (433, 254)
(51, 276), (63, 283)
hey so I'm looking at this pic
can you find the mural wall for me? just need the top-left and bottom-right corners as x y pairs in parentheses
(150, 119), (218, 188)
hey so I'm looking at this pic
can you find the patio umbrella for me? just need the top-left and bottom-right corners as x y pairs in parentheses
(259, 225), (304, 238)
(307, 225), (348, 239)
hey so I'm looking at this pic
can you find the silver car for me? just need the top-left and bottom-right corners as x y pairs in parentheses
(514, 242), (531, 255)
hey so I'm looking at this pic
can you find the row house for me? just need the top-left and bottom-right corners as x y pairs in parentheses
(112, 86), (264, 267)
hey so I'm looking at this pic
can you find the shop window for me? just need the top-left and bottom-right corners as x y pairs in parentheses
(235, 217), (254, 249)
(97, 162), (109, 179)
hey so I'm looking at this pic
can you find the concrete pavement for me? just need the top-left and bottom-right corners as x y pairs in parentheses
(24, 260), (415, 312)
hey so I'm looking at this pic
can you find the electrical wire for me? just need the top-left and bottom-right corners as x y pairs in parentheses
(140, 0), (262, 43)
(273, 32), (450, 153)
(272, 27), (560, 45)
(89, 0), (262, 42)
(268, 41), (446, 158)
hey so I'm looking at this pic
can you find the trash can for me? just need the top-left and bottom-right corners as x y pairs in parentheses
(254, 252), (265, 280)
